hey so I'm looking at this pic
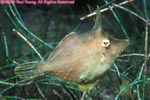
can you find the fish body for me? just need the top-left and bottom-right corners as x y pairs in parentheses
(15, 13), (129, 91)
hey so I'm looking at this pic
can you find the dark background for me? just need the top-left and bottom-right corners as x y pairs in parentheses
(0, 0), (150, 100)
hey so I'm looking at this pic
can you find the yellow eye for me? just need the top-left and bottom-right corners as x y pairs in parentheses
(101, 39), (110, 47)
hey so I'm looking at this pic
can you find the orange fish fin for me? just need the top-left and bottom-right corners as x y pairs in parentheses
(48, 32), (79, 59)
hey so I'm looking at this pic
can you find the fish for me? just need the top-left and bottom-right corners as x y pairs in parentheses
(15, 12), (129, 91)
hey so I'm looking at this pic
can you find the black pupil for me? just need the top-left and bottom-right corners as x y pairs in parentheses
(104, 42), (108, 45)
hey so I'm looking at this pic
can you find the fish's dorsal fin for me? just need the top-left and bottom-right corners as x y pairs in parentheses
(93, 9), (102, 30)
(48, 32), (79, 59)
(92, 10), (104, 38)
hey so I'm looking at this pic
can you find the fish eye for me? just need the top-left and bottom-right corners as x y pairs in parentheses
(101, 39), (110, 47)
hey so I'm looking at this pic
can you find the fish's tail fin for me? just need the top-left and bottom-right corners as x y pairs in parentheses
(15, 62), (44, 79)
